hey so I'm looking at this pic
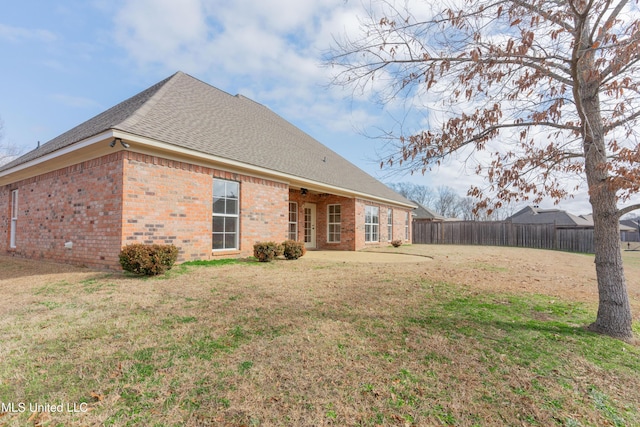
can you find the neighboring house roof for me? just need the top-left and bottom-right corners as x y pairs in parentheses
(620, 219), (640, 232)
(1, 71), (413, 207)
(412, 201), (446, 221)
(581, 213), (636, 231)
(508, 206), (593, 227)
(579, 214), (593, 223)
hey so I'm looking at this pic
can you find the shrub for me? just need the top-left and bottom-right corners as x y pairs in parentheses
(282, 240), (306, 260)
(253, 241), (283, 262)
(119, 243), (179, 275)
(391, 239), (403, 248)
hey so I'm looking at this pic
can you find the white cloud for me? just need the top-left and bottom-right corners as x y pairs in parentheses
(0, 24), (56, 43)
(111, 0), (355, 93)
(114, 0), (208, 66)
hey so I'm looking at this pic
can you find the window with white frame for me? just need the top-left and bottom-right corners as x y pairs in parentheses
(10, 189), (18, 248)
(387, 208), (393, 241)
(212, 179), (239, 250)
(288, 202), (298, 241)
(365, 206), (379, 242)
(405, 211), (410, 240)
(327, 204), (341, 242)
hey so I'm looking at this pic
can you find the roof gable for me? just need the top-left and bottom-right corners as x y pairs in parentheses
(2, 72), (412, 206)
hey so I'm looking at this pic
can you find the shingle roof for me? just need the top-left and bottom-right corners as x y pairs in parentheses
(412, 201), (445, 220)
(2, 72), (412, 206)
(508, 206), (593, 227)
(620, 219), (640, 232)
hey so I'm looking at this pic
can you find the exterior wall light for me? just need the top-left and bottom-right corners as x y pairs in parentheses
(110, 138), (130, 148)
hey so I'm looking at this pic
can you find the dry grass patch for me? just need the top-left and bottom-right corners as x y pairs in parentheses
(0, 247), (639, 426)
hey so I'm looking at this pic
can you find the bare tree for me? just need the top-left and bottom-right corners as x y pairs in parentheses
(452, 195), (514, 220)
(329, 0), (640, 339)
(456, 197), (477, 220)
(390, 181), (514, 219)
(387, 182), (434, 206)
(434, 185), (460, 218)
(0, 117), (20, 167)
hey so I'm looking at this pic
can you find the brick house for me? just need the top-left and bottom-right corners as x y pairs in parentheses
(0, 72), (414, 269)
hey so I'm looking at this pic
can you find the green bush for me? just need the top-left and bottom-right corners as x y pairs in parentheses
(391, 239), (403, 248)
(282, 240), (306, 260)
(253, 241), (283, 262)
(119, 243), (179, 275)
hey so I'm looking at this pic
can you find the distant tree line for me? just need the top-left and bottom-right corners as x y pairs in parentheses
(387, 182), (513, 221)
(0, 116), (21, 167)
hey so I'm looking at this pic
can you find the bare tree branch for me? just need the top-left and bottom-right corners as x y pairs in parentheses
(618, 203), (640, 218)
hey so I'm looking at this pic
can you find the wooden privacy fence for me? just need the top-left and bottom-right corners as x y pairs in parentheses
(412, 221), (595, 253)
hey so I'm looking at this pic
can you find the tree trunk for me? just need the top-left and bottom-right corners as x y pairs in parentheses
(582, 112), (634, 340)
(574, 15), (634, 340)
(588, 191), (634, 340)
(584, 129), (634, 339)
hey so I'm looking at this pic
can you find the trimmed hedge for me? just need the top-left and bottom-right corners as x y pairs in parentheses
(391, 239), (403, 248)
(282, 240), (306, 260)
(119, 244), (179, 275)
(253, 241), (283, 262)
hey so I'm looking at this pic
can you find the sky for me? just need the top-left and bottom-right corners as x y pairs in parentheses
(0, 0), (624, 216)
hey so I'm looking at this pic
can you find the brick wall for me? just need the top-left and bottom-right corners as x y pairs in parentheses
(381, 205), (412, 243)
(288, 191), (355, 250)
(1, 152), (292, 268)
(0, 150), (411, 268)
(121, 153), (289, 260)
(121, 153), (212, 261)
(355, 199), (412, 250)
(288, 190), (411, 251)
(0, 153), (124, 268)
(238, 175), (289, 254)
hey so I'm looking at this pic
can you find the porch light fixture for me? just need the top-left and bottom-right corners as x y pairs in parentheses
(110, 138), (130, 148)
(300, 188), (308, 195)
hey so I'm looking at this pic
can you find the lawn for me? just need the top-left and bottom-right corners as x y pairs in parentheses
(0, 245), (639, 426)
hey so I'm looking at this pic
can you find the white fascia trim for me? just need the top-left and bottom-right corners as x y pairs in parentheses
(118, 131), (416, 209)
(0, 130), (116, 179)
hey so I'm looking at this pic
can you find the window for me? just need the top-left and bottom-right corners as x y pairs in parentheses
(405, 211), (410, 240)
(327, 204), (341, 242)
(288, 202), (298, 241)
(212, 179), (239, 250)
(10, 190), (18, 248)
(387, 208), (393, 241)
(365, 206), (379, 242)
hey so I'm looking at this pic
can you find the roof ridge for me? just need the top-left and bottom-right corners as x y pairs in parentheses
(115, 71), (184, 130)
